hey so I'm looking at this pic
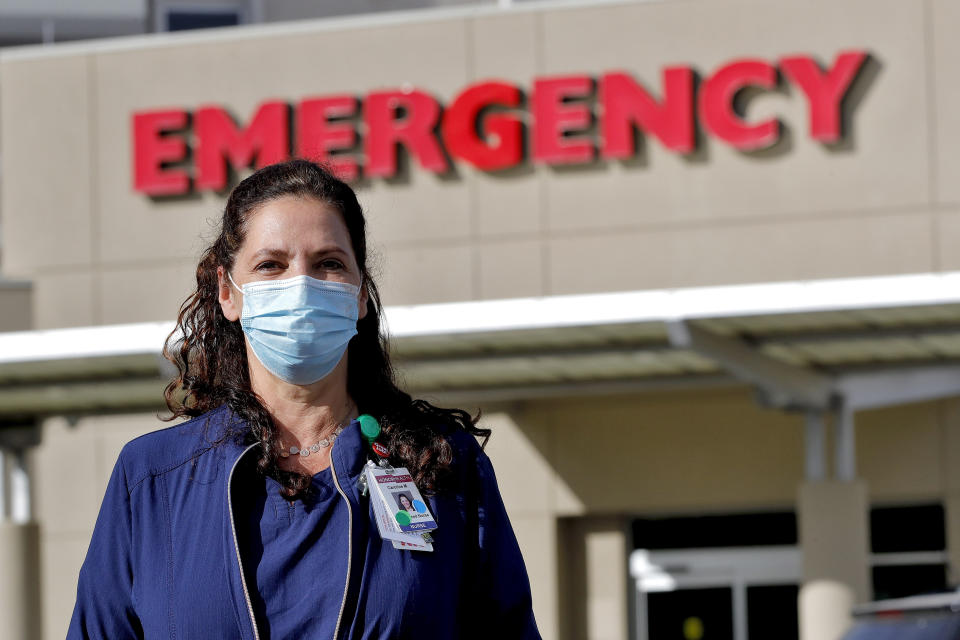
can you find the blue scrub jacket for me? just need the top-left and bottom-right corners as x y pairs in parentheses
(67, 405), (542, 639)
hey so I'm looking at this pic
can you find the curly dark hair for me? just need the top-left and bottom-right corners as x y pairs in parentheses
(163, 159), (489, 498)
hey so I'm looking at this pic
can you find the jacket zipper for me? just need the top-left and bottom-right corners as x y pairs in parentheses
(228, 443), (262, 640)
(228, 441), (354, 640)
(328, 439), (354, 640)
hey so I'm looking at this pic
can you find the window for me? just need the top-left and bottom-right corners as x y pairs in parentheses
(629, 505), (950, 640)
(166, 10), (239, 31)
(153, 3), (245, 33)
(870, 504), (948, 601)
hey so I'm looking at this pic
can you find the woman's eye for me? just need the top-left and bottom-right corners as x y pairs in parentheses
(255, 261), (282, 271)
(319, 259), (345, 270)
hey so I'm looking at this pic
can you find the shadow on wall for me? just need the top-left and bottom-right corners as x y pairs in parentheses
(509, 387), (804, 515)
(471, 387), (806, 640)
(826, 53), (883, 155)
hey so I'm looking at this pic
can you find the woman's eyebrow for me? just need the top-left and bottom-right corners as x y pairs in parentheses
(250, 248), (288, 260)
(248, 246), (350, 260)
(309, 246), (349, 257)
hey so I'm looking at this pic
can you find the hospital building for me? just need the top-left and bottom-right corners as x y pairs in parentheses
(1, 0), (959, 638)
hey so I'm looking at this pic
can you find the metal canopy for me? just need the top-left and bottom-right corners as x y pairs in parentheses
(3, 271), (960, 415)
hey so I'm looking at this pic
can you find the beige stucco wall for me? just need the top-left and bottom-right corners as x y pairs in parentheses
(31, 412), (163, 638)
(3, 0), (960, 638)
(1, 0), (958, 327)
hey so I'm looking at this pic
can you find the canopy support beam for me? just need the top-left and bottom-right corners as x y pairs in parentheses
(837, 366), (960, 411)
(666, 320), (834, 411)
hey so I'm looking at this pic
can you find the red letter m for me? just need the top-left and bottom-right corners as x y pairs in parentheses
(195, 101), (289, 191)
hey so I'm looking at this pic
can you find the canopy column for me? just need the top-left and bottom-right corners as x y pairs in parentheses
(797, 479), (869, 640)
(0, 426), (42, 640)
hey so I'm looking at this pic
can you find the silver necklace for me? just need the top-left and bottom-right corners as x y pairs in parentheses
(280, 427), (343, 458)
(279, 424), (345, 458)
(277, 405), (355, 459)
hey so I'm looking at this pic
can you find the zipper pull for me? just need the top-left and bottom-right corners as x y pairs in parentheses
(357, 470), (369, 497)
(358, 460), (378, 497)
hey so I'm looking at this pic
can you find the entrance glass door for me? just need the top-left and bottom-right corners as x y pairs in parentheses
(631, 547), (801, 640)
(648, 587), (734, 640)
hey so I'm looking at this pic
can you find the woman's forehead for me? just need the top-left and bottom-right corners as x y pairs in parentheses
(243, 195), (351, 249)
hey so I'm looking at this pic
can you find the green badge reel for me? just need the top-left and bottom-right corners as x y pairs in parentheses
(359, 413), (381, 445)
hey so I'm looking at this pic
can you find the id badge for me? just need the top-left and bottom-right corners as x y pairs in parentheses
(364, 463), (437, 551)
(367, 466), (438, 533)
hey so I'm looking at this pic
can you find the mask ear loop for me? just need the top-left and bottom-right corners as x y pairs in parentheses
(224, 271), (247, 323)
(226, 270), (243, 294)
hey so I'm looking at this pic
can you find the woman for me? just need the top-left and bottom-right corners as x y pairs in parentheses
(397, 494), (416, 513)
(68, 160), (540, 639)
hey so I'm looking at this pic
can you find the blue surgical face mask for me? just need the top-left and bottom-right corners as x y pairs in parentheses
(228, 272), (361, 385)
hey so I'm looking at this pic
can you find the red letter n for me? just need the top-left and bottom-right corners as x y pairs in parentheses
(601, 68), (695, 158)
